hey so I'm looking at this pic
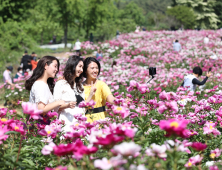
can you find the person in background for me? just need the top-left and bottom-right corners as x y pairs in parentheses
(27, 59), (33, 71)
(74, 39), (81, 55)
(173, 40), (182, 52)
(53, 35), (56, 44)
(3, 66), (14, 88)
(204, 35), (209, 44)
(116, 30), (119, 39)
(90, 33), (94, 44)
(31, 56), (38, 70)
(181, 66), (211, 92)
(210, 50), (218, 60)
(21, 51), (32, 73)
(31, 52), (37, 61)
(96, 49), (103, 61)
(14, 67), (24, 79)
(142, 27), (146, 31)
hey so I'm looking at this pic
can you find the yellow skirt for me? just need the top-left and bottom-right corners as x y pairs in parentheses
(86, 112), (106, 123)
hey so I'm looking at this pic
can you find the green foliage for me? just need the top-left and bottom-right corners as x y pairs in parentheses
(214, 1), (222, 28)
(119, 2), (145, 26)
(167, 5), (196, 29)
(173, 0), (219, 29)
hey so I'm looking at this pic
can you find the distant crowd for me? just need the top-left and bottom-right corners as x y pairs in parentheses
(3, 51), (40, 88)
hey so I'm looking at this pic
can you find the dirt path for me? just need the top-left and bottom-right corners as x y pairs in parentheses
(48, 52), (93, 58)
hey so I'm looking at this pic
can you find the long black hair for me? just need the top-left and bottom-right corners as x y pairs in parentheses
(25, 56), (60, 94)
(83, 57), (101, 78)
(63, 55), (84, 93)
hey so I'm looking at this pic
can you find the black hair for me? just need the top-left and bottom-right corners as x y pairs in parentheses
(25, 56), (60, 94)
(175, 40), (179, 42)
(63, 55), (84, 93)
(83, 57), (100, 78)
(32, 52), (35, 54)
(112, 60), (117, 68)
(17, 67), (22, 72)
(193, 66), (202, 76)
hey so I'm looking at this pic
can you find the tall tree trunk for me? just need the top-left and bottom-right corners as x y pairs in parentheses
(64, 21), (68, 48)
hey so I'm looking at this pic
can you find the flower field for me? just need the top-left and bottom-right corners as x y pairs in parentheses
(2, 30), (222, 170)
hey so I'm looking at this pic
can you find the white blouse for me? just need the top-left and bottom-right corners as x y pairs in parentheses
(53, 80), (85, 132)
(29, 81), (54, 105)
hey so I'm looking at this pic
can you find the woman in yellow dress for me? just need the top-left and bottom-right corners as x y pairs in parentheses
(83, 57), (116, 123)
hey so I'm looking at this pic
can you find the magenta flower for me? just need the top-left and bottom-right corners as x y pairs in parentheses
(0, 126), (9, 144)
(53, 143), (76, 156)
(79, 100), (96, 109)
(159, 91), (171, 100)
(159, 119), (189, 138)
(0, 108), (7, 118)
(191, 142), (207, 151)
(47, 111), (58, 118)
(94, 133), (124, 146)
(9, 123), (25, 135)
(22, 102), (43, 120)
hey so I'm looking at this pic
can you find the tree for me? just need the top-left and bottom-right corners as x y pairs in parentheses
(0, 0), (35, 22)
(25, 0), (63, 45)
(81, 0), (115, 39)
(119, 2), (145, 26)
(167, 6), (196, 29)
(213, 1), (222, 27)
(47, 0), (84, 47)
(172, 0), (219, 29)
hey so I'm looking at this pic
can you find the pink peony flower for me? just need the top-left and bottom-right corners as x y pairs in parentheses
(22, 102), (43, 120)
(47, 111), (58, 118)
(191, 142), (207, 151)
(94, 158), (113, 170)
(79, 100), (96, 109)
(53, 143), (76, 156)
(184, 155), (203, 167)
(159, 119), (189, 138)
(0, 126), (9, 144)
(112, 106), (130, 119)
(42, 142), (56, 155)
(94, 133), (125, 146)
(159, 91), (171, 100)
(0, 108), (7, 118)
(112, 142), (141, 156)
(210, 148), (221, 158)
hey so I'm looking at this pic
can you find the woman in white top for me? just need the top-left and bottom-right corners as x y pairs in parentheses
(54, 56), (96, 132)
(25, 56), (75, 123)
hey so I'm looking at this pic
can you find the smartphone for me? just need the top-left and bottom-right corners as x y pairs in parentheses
(209, 67), (212, 72)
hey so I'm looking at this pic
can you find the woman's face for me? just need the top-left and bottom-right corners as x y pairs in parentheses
(75, 61), (84, 78)
(86, 62), (99, 79)
(45, 60), (58, 78)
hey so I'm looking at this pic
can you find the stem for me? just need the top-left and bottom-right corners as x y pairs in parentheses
(16, 135), (23, 162)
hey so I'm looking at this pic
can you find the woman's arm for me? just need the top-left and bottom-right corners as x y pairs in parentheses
(38, 100), (65, 114)
(106, 94), (116, 105)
